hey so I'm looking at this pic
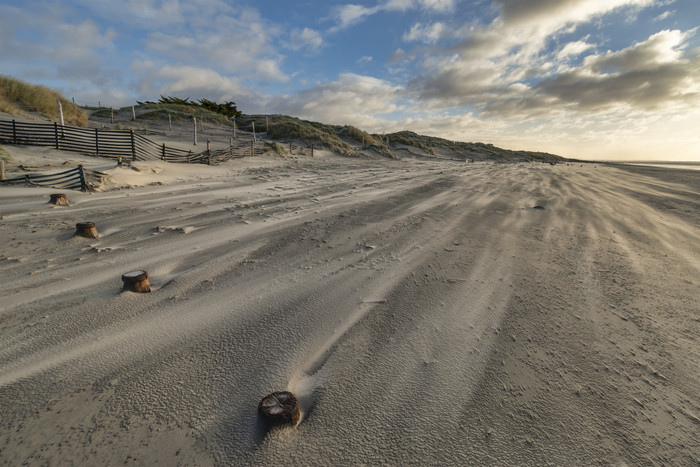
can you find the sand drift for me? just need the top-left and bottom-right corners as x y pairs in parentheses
(1, 157), (698, 465)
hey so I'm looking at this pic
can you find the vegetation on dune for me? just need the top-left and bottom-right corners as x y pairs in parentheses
(257, 116), (356, 155)
(0, 75), (566, 162)
(137, 96), (242, 119)
(386, 130), (564, 162)
(0, 75), (88, 126)
(386, 131), (436, 155)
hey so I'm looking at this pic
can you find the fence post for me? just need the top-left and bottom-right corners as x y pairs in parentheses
(132, 106), (136, 121)
(0, 159), (5, 181)
(311, 144), (314, 157)
(130, 130), (136, 161)
(252, 122), (256, 142)
(162, 143), (166, 161)
(57, 100), (65, 128)
(12, 120), (17, 144)
(187, 151), (192, 164)
(54, 122), (60, 149)
(78, 165), (87, 191)
(95, 128), (99, 156)
(193, 117), (197, 145)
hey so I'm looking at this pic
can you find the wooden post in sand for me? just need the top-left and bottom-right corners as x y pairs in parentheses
(57, 100), (65, 128)
(121, 270), (151, 293)
(252, 122), (256, 142)
(266, 116), (269, 132)
(259, 391), (300, 426)
(1, 159), (5, 181)
(130, 130), (136, 161)
(193, 117), (198, 146)
(75, 222), (99, 238)
(161, 143), (166, 161)
(132, 106), (136, 121)
(49, 193), (69, 206)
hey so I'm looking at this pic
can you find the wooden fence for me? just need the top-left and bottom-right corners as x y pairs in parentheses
(0, 119), (262, 165)
(0, 165), (106, 191)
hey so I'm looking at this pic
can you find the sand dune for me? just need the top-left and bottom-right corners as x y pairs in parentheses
(1, 151), (698, 465)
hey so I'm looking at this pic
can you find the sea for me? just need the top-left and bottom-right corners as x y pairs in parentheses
(610, 161), (700, 172)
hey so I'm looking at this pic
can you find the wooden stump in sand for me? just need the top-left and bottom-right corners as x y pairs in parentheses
(121, 270), (151, 293)
(75, 222), (99, 238)
(49, 193), (69, 206)
(258, 391), (300, 426)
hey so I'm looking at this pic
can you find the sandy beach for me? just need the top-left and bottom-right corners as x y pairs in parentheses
(1, 139), (698, 464)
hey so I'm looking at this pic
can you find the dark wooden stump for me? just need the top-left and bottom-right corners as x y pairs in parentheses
(75, 222), (99, 238)
(121, 270), (151, 293)
(49, 193), (69, 206)
(258, 391), (300, 426)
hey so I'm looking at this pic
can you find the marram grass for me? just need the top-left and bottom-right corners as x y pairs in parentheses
(0, 75), (88, 126)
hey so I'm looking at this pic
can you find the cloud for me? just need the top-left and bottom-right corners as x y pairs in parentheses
(272, 73), (404, 127)
(132, 61), (255, 103)
(331, 4), (379, 31)
(403, 22), (447, 43)
(289, 28), (324, 52)
(409, 0), (671, 110)
(556, 40), (594, 60)
(535, 30), (700, 111)
(330, 0), (458, 31)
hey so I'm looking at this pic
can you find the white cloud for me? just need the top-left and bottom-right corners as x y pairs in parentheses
(403, 22), (447, 43)
(653, 10), (675, 21)
(331, 0), (458, 31)
(417, 0), (457, 13)
(289, 28), (324, 52)
(331, 4), (379, 31)
(556, 40), (594, 60)
(272, 73), (404, 127)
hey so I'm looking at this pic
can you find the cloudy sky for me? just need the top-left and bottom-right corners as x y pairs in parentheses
(2, 0), (699, 160)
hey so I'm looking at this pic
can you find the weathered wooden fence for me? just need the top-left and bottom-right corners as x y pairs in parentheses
(0, 165), (106, 191)
(0, 119), (261, 165)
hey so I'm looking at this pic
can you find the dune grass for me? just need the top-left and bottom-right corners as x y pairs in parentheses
(0, 75), (88, 126)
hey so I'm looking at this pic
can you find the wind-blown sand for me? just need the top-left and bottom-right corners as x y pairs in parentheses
(1, 147), (698, 464)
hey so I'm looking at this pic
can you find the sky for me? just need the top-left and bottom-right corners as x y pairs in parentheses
(1, 0), (699, 160)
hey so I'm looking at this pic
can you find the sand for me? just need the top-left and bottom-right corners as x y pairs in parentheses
(1, 136), (698, 465)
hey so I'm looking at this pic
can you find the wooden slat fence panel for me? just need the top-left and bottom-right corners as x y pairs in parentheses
(0, 119), (263, 167)
(0, 165), (107, 191)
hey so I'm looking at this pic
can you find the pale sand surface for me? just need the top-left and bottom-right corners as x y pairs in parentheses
(1, 144), (698, 465)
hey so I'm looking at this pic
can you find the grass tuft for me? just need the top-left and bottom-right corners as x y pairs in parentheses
(0, 75), (88, 126)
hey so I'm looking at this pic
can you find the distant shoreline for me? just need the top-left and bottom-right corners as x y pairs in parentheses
(605, 160), (700, 171)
